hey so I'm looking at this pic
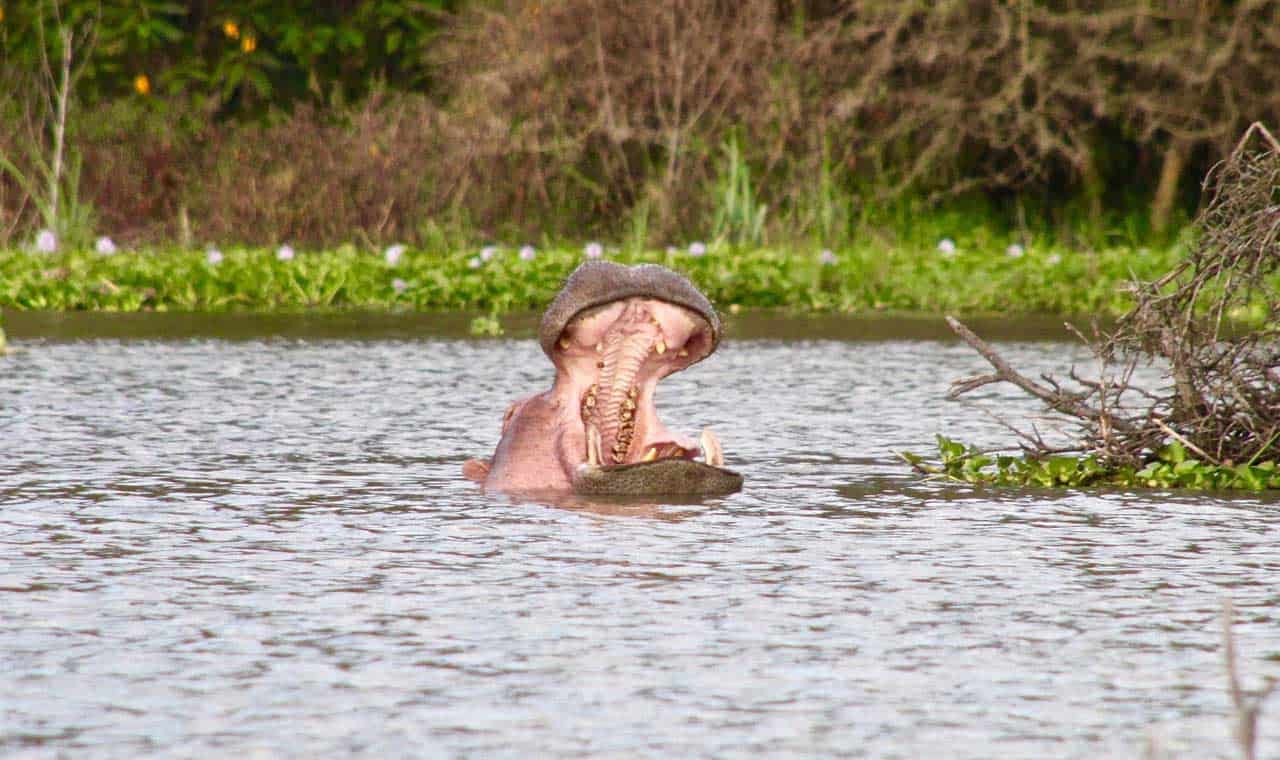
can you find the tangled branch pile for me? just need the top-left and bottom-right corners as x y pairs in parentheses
(949, 123), (1280, 468)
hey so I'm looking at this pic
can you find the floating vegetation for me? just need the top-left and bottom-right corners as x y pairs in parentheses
(903, 436), (1280, 491)
(468, 314), (504, 337)
(0, 240), (1183, 317)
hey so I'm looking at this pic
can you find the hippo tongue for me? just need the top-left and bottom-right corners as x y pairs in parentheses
(639, 441), (696, 462)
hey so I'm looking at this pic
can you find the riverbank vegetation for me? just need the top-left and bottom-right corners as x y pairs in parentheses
(0, 231), (1186, 316)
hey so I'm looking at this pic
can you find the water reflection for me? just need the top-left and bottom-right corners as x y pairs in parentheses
(493, 490), (710, 520)
(1, 318), (1278, 759)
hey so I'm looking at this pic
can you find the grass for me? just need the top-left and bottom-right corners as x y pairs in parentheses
(0, 235), (1186, 317)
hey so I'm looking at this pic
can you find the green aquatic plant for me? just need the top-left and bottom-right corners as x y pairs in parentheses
(903, 436), (1280, 491)
(0, 238), (1184, 316)
(468, 314), (504, 337)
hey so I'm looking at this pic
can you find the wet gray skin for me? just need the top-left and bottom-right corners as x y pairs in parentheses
(467, 261), (743, 497)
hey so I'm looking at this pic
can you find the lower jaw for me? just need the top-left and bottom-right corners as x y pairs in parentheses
(582, 420), (722, 470)
(573, 456), (744, 497)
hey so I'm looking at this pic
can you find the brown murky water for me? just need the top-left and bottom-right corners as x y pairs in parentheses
(2, 312), (1277, 759)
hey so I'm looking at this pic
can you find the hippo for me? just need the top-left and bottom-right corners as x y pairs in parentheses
(463, 261), (743, 497)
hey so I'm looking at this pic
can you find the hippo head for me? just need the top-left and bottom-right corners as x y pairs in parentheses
(463, 261), (743, 497)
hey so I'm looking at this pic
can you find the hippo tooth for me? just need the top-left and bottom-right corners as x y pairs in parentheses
(559, 337), (571, 349)
(595, 341), (603, 353)
(678, 349), (688, 358)
(641, 446), (658, 462)
(699, 428), (724, 467)
(655, 339), (666, 355)
(586, 425), (603, 466)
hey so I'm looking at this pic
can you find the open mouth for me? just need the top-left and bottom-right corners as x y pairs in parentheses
(554, 296), (726, 470)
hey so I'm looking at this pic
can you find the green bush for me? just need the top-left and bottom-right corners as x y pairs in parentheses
(1, 0), (456, 115)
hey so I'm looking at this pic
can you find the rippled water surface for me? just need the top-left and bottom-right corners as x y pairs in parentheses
(3, 314), (1278, 759)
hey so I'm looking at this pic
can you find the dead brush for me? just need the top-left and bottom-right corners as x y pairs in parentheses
(438, 0), (780, 238)
(947, 123), (1280, 469)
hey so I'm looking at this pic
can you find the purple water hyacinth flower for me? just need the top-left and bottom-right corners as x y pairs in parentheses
(35, 228), (57, 253)
(1006, 243), (1025, 259)
(583, 242), (604, 259)
(468, 256), (482, 269)
(519, 245), (536, 261)
(480, 245), (499, 262)
(688, 242), (707, 257)
(276, 244), (295, 261)
(665, 246), (678, 255)
(95, 236), (117, 255)
(937, 238), (956, 255)
(385, 243), (406, 265)
(819, 249), (837, 265)
(206, 248), (224, 265)
(392, 278), (408, 293)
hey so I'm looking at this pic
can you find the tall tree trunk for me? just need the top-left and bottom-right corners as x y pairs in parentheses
(1151, 138), (1190, 235)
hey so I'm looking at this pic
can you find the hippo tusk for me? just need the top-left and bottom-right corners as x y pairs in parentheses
(699, 428), (724, 467)
(586, 424), (604, 467)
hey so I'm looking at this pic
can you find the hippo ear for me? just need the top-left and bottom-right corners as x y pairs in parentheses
(462, 459), (491, 482)
(501, 396), (534, 433)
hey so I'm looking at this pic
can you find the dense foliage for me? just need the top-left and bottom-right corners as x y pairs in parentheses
(1, 1), (1278, 247)
(0, 0), (455, 115)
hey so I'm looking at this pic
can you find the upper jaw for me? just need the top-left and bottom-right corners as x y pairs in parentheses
(538, 261), (721, 365)
(549, 295), (727, 473)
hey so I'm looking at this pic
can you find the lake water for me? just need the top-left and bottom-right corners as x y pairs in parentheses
(2, 313), (1278, 759)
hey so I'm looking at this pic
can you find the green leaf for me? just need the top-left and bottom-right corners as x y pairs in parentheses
(1158, 442), (1187, 464)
